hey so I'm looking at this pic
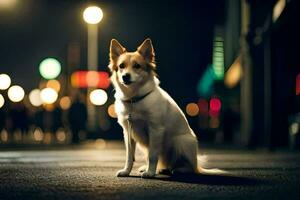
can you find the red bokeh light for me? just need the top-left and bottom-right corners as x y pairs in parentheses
(210, 97), (221, 112)
(209, 109), (220, 117)
(71, 71), (110, 89)
(198, 99), (209, 115)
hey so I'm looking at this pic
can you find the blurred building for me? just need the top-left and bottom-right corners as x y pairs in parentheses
(217, 0), (300, 149)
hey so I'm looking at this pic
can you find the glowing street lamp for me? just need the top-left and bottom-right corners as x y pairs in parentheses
(82, 6), (103, 70)
(0, 74), (11, 90)
(89, 89), (108, 106)
(83, 6), (103, 24)
(40, 88), (58, 104)
(0, 0), (17, 9)
(83, 5), (104, 130)
(0, 94), (4, 108)
(29, 89), (42, 107)
(7, 85), (25, 102)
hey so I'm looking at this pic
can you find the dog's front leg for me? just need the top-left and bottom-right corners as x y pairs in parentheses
(116, 131), (136, 177)
(141, 126), (164, 178)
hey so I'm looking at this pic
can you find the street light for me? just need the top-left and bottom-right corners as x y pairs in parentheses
(0, 74), (11, 90)
(83, 6), (103, 24)
(82, 6), (103, 70)
(7, 85), (25, 103)
(0, 94), (4, 108)
(29, 89), (42, 107)
(83, 6), (103, 131)
(0, 0), (17, 9)
(40, 88), (58, 104)
(89, 89), (108, 106)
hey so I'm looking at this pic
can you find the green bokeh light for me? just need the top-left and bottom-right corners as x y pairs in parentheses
(39, 58), (61, 79)
(197, 65), (215, 98)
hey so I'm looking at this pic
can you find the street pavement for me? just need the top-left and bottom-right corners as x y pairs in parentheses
(0, 141), (300, 200)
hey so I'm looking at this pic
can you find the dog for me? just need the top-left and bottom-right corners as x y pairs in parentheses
(109, 38), (222, 178)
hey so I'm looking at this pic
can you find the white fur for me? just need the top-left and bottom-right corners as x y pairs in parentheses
(109, 39), (223, 178)
(113, 76), (199, 178)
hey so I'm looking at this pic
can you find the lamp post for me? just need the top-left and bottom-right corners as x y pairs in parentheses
(83, 6), (103, 131)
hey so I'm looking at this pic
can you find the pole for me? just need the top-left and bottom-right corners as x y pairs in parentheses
(240, 0), (252, 146)
(87, 24), (98, 131)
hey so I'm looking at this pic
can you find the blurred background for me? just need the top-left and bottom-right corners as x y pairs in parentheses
(0, 0), (299, 150)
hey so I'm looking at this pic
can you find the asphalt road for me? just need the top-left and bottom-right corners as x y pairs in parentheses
(0, 141), (300, 200)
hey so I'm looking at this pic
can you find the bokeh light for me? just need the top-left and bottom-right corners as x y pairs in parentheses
(29, 89), (42, 107)
(209, 109), (220, 118)
(43, 103), (55, 111)
(198, 99), (209, 115)
(71, 71), (110, 89)
(46, 79), (61, 92)
(83, 6), (103, 24)
(0, 0), (17, 9)
(0, 74), (11, 90)
(210, 98), (221, 111)
(86, 71), (99, 87)
(225, 56), (242, 88)
(0, 129), (8, 142)
(40, 88), (58, 104)
(0, 94), (4, 108)
(186, 103), (199, 117)
(209, 117), (220, 129)
(94, 138), (106, 149)
(7, 85), (25, 102)
(290, 123), (299, 135)
(33, 128), (44, 142)
(107, 104), (117, 118)
(43, 132), (52, 144)
(296, 74), (300, 95)
(39, 58), (61, 79)
(56, 128), (66, 142)
(89, 89), (108, 106)
(59, 96), (71, 110)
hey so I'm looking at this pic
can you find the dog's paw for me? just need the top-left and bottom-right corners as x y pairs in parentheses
(116, 169), (130, 177)
(138, 165), (147, 173)
(158, 168), (172, 175)
(141, 171), (155, 178)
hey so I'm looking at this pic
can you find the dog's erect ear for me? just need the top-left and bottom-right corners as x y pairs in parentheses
(109, 39), (126, 71)
(137, 38), (155, 63)
(110, 39), (126, 60)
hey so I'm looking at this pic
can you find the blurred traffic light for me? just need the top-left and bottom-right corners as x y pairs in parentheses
(71, 71), (110, 89)
(209, 97), (221, 117)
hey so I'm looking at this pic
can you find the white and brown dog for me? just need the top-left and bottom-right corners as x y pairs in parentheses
(109, 38), (221, 178)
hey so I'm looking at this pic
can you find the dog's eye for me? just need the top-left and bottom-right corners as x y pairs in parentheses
(119, 63), (125, 69)
(133, 63), (141, 69)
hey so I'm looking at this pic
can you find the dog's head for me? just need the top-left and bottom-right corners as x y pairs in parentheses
(108, 38), (156, 87)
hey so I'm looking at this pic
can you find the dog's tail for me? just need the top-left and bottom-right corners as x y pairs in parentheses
(197, 155), (227, 175)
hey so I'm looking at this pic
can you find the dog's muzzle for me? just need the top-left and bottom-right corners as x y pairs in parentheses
(122, 73), (132, 85)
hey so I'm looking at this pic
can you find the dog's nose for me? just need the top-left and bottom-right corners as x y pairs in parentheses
(122, 73), (131, 85)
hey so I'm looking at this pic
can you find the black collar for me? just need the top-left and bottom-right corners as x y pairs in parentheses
(122, 90), (153, 104)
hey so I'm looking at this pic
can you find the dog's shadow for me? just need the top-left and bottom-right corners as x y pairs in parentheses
(129, 172), (263, 186)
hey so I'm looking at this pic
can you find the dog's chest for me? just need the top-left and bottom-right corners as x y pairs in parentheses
(116, 102), (150, 144)
(117, 101), (148, 121)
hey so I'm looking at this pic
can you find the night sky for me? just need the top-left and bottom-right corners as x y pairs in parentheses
(0, 0), (223, 106)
